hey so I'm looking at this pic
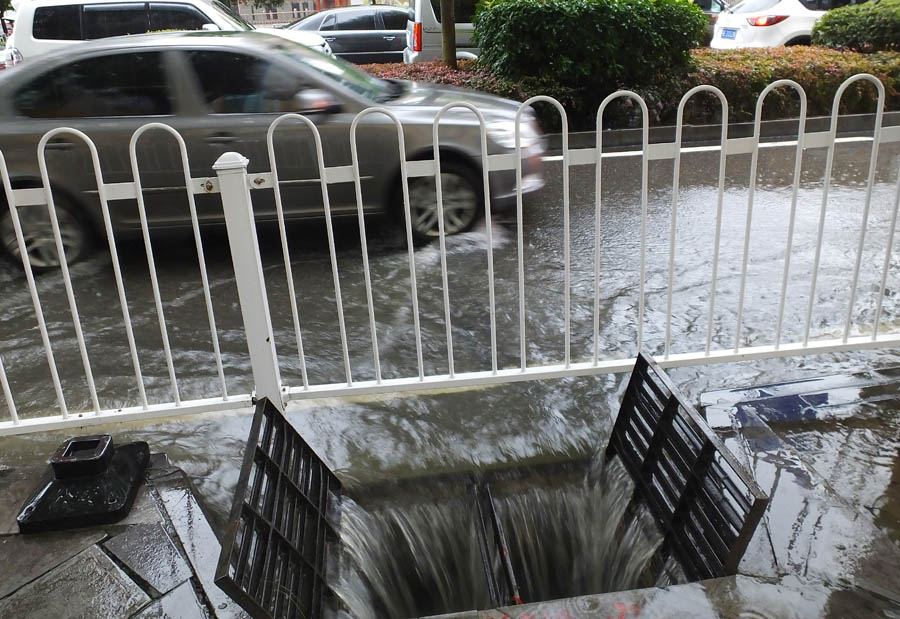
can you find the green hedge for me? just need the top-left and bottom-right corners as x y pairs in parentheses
(361, 47), (900, 130)
(472, 0), (707, 92)
(812, 0), (900, 52)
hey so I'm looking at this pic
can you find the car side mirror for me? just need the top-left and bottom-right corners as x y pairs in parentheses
(292, 89), (342, 115)
(201, 23), (220, 31)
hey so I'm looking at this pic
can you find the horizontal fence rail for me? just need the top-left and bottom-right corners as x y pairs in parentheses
(1, 73), (900, 435)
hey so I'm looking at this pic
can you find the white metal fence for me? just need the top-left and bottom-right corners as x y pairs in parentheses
(2, 73), (900, 436)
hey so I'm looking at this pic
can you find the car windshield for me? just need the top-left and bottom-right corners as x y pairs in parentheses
(212, 0), (253, 30)
(284, 45), (396, 102)
(729, 0), (781, 11)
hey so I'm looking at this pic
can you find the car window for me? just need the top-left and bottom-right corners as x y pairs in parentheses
(210, 0), (252, 30)
(319, 14), (336, 31)
(149, 3), (210, 30)
(83, 3), (149, 38)
(730, 0), (781, 12)
(335, 9), (376, 30)
(33, 5), (82, 40)
(382, 8), (411, 30)
(14, 52), (172, 118)
(292, 13), (323, 30)
(428, 0), (477, 23)
(186, 50), (305, 114)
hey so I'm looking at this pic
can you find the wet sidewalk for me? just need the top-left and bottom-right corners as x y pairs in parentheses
(0, 453), (247, 619)
(2, 367), (900, 618)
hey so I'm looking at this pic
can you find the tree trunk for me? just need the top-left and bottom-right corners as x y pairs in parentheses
(440, 0), (456, 69)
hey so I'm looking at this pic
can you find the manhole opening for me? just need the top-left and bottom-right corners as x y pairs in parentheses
(216, 354), (768, 618)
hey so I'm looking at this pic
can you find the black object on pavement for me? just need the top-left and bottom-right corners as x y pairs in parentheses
(17, 435), (150, 533)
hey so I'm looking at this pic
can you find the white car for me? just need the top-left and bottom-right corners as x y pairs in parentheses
(712, 0), (852, 48)
(404, 0), (479, 63)
(3, 0), (330, 68)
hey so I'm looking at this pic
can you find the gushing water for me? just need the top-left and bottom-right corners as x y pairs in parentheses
(330, 455), (663, 618)
(331, 493), (492, 618)
(492, 454), (662, 602)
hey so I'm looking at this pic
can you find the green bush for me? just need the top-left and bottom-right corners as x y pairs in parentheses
(812, 0), (900, 52)
(473, 0), (708, 92)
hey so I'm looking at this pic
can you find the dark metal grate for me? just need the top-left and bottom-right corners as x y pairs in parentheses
(216, 398), (342, 619)
(606, 353), (769, 580)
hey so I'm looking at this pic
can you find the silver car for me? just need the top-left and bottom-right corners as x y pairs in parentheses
(0, 31), (545, 268)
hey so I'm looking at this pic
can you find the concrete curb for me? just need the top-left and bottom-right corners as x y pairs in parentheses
(544, 110), (900, 153)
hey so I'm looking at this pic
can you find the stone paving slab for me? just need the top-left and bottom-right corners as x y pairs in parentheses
(104, 522), (192, 597)
(132, 580), (208, 619)
(0, 544), (150, 619)
(0, 527), (107, 599)
(155, 470), (248, 619)
(0, 463), (44, 536)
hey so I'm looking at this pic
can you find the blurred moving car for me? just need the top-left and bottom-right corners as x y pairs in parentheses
(711, 0), (866, 47)
(287, 5), (413, 64)
(0, 31), (545, 268)
(405, 0), (478, 63)
(2, 0), (330, 68)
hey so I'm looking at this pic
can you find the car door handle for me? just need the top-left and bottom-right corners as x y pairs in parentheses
(324, 36), (335, 41)
(45, 140), (74, 151)
(383, 36), (395, 41)
(205, 134), (237, 145)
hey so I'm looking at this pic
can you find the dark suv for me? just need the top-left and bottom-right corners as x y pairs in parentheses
(287, 5), (412, 64)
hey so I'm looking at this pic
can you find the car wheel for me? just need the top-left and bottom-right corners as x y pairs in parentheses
(406, 161), (482, 242)
(0, 198), (92, 270)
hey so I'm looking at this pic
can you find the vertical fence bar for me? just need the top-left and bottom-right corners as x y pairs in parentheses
(0, 354), (18, 424)
(843, 75), (885, 343)
(348, 111), (425, 381)
(873, 161), (900, 339)
(517, 97), (568, 369)
(672, 87), (729, 356)
(214, 152), (283, 408)
(668, 87), (728, 356)
(805, 86), (844, 345)
(349, 110), (405, 384)
(37, 130), (102, 414)
(131, 124), (228, 400)
(595, 92), (649, 364)
(433, 103), (497, 374)
(774, 83), (808, 349)
(275, 115), (352, 386)
(0, 152), (68, 418)
(266, 116), (312, 389)
(432, 115), (455, 377)
(737, 81), (808, 352)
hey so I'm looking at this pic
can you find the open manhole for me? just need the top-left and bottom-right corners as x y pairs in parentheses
(216, 353), (768, 618)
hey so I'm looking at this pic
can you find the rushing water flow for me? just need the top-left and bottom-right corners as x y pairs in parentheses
(493, 455), (662, 603)
(330, 455), (662, 617)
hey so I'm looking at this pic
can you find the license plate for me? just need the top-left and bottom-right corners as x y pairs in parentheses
(721, 28), (737, 39)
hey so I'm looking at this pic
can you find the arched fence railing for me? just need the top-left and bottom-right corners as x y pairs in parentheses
(1, 74), (898, 435)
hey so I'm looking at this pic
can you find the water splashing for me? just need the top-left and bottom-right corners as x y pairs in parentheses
(329, 455), (664, 617)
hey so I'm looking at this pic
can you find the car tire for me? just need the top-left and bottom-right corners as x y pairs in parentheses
(404, 160), (483, 244)
(0, 196), (93, 271)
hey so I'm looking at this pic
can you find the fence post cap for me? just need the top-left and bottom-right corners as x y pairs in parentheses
(212, 152), (250, 172)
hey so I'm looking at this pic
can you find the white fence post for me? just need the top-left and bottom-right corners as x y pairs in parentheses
(214, 152), (284, 410)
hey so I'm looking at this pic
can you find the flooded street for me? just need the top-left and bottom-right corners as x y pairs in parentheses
(2, 138), (900, 537)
